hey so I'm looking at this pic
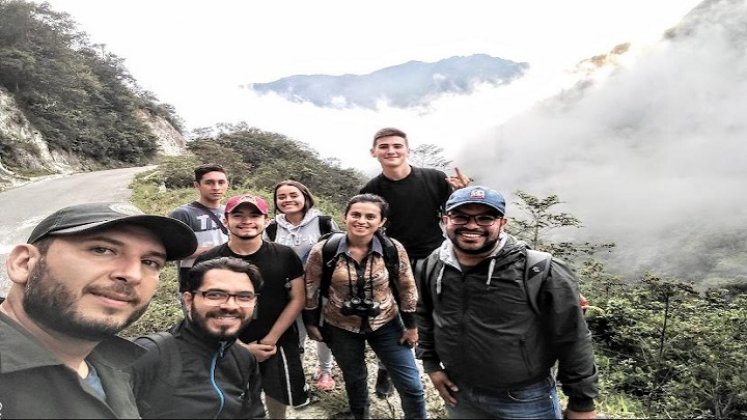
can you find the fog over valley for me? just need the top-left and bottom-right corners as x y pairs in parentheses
(460, 0), (747, 286)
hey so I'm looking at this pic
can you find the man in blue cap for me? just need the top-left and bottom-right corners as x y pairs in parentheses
(0, 202), (197, 418)
(415, 186), (599, 419)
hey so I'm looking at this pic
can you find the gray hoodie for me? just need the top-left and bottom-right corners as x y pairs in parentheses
(264, 208), (338, 263)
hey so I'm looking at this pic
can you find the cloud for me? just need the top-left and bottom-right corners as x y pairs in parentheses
(458, 0), (747, 284)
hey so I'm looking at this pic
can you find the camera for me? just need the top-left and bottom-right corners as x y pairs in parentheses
(341, 297), (382, 317)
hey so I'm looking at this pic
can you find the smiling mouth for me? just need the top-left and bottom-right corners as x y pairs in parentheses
(458, 231), (484, 240)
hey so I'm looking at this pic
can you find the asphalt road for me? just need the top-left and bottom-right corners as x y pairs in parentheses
(0, 165), (156, 296)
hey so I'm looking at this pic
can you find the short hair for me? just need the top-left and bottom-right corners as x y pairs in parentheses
(344, 193), (389, 220)
(194, 163), (226, 182)
(186, 257), (263, 293)
(272, 180), (315, 215)
(372, 127), (408, 147)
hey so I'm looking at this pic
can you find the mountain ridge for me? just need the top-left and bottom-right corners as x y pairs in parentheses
(248, 53), (528, 109)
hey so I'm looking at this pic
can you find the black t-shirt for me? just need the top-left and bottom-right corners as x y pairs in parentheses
(195, 241), (304, 343)
(360, 166), (451, 259)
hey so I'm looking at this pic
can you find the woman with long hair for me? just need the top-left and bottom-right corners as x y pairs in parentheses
(303, 194), (426, 419)
(265, 180), (338, 391)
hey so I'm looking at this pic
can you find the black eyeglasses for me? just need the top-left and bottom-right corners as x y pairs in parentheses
(447, 213), (501, 226)
(194, 290), (258, 307)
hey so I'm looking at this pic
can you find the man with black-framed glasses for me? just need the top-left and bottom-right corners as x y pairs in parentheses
(130, 257), (265, 419)
(415, 186), (599, 419)
(194, 193), (309, 418)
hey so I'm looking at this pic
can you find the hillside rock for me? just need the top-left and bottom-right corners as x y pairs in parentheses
(135, 109), (187, 156)
(0, 86), (76, 189)
(0, 87), (186, 190)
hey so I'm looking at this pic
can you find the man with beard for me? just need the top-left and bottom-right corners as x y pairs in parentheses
(0, 202), (197, 419)
(415, 186), (599, 419)
(195, 193), (308, 419)
(130, 257), (265, 419)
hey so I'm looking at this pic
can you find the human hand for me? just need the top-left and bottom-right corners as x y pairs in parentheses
(428, 371), (459, 407)
(399, 328), (418, 348)
(446, 167), (471, 190)
(240, 340), (277, 362)
(306, 325), (324, 342)
(565, 408), (597, 419)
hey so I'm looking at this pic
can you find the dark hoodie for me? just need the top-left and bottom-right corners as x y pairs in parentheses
(416, 235), (599, 412)
(129, 319), (264, 419)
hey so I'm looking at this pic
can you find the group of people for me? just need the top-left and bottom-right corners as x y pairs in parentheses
(0, 127), (599, 419)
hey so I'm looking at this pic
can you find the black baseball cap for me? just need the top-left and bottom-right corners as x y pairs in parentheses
(27, 202), (197, 261)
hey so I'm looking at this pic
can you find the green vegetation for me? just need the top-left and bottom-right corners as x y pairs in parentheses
(0, 0), (181, 168)
(513, 191), (747, 418)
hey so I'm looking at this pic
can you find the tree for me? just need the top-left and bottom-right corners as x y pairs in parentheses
(409, 143), (452, 170)
(508, 190), (614, 261)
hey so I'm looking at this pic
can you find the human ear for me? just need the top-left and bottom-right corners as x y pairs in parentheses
(182, 292), (194, 317)
(6, 244), (41, 287)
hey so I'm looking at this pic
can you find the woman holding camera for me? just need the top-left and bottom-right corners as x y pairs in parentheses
(303, 194), (426, 419)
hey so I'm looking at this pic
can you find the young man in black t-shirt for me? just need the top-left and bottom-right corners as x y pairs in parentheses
(360, 127), (470, 397)
(195, 193), (307, 419)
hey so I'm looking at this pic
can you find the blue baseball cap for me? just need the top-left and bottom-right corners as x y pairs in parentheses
(445, 186), (506, 215)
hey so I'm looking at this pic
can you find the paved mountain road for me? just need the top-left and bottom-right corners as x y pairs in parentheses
(0, 166), (156, 296)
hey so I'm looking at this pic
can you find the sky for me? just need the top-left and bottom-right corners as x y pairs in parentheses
(41, 0), (701, 174)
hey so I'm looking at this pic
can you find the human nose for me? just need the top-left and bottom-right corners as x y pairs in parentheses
(111, 256), (143, 283)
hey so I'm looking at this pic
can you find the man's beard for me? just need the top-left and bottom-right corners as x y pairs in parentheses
(190, 305), (250, 341)
(23, 258), (149, 341)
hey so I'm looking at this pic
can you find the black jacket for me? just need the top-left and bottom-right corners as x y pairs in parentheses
(0, 312), (143, 419)
(130, 319), (264, 419)
(415, 235), (599, 411)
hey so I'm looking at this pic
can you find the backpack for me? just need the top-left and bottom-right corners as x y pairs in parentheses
(265, 215), (334, 241)
(136, 332), (255, 417)
(318, 230), (401, 303)
(135, 332), (180, 417)
(418, 248), (552, 316)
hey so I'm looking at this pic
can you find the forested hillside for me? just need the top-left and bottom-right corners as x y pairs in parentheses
(151, 122), (365, 209)
(0, 0), (180, 169)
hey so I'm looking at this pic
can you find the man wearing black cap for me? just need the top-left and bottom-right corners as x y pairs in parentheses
(0, 202), (197, 419)
(415, 186), (599, 419)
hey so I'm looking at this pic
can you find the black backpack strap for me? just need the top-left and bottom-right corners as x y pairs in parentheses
(320, 232), (345, 298)
(189, 201), (228, 235)
(375, 231), (401, 305)
(524, 249), (552, 316)
(415, 251), (444, 309)
(135, 332), (181, 416)
(318, 215), (334, 235)
(266, 220), (278, 241)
